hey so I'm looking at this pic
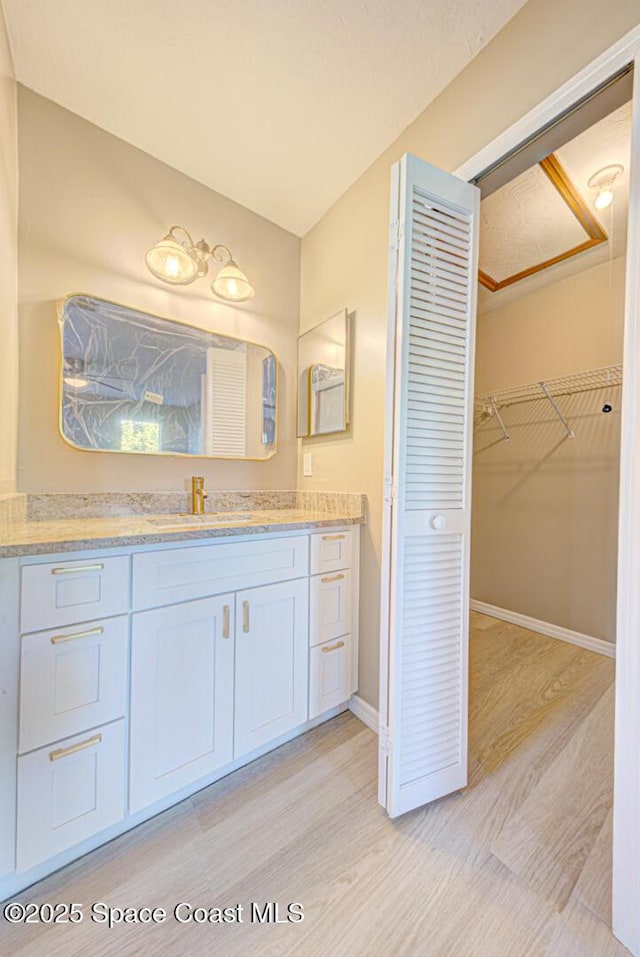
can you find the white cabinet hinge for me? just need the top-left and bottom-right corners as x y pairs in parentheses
(379, 725), (392, 757)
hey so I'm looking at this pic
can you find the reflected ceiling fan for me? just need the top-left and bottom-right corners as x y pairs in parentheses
(63, 357), (133, 395)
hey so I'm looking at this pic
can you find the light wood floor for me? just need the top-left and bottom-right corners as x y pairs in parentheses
(1, 613), (626, 956)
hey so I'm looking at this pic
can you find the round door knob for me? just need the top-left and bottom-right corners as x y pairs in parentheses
(431, 514), (447, 531)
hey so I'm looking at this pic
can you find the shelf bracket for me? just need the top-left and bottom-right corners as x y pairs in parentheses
(539, 382), (574, 438)
(489, 398), (510, 441)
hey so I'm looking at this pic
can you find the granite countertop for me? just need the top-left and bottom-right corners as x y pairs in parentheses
(0, 505), (365, 558)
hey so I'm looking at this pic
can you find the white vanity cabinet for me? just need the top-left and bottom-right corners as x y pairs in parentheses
(2, 523), (359, 899)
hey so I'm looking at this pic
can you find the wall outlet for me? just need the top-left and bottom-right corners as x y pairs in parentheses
(303, 452), (313, 477)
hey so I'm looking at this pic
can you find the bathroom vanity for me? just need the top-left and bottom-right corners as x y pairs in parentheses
(0, 504), (362, 899)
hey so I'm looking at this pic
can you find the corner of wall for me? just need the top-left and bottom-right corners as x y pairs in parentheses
(0, 0), (18, 493)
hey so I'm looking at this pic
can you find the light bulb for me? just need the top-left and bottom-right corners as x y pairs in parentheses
(164, 254), (181, 278)
(588, 164), (624, 214)
(595, 187), (614, 210)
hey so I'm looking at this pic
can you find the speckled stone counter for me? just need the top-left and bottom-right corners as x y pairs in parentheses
(0, 491), (366, 558)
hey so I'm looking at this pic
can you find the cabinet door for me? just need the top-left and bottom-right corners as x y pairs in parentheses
(130, 595), (235, 813)
(234, 579), (309, 759)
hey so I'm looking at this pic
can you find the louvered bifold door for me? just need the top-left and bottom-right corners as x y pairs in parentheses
(380, 154), (480, 818)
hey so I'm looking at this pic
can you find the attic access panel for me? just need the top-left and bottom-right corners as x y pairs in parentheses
(478, 153), (607, 292)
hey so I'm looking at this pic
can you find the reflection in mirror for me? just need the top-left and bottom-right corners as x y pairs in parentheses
(297, 310), (349, 436)
(59, 295), (277, 459)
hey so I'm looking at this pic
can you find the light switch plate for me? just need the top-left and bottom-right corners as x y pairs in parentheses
(303, 452), (313, 477)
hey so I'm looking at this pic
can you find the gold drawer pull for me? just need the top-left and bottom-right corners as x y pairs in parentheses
(322, 534), (346, 541)
(51, 626), (104, 645)
(49, 733), (102, 762)
(321, 573), (345, 584)
(242, 600), (250, 633)
(321, 640), (345, 654)
(51, 563), (104, 575)
(222, 604), (231, 639)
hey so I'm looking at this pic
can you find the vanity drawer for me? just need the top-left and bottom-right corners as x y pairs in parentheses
(16, 719), (126, 872)
(310, 530), (353, 576)
(309, 635), (352, 719)
(19, 616), (129, 754)
(20, 556), (130, 634)
(310, 569), (352, 647)
(132, 536), (309, 610)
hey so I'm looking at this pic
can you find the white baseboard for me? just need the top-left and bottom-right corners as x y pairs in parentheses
(470, 600), (616, 659)
(348, 694), (379, 733)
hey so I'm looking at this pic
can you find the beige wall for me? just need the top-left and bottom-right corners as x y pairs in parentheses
(472, 257), (625, 642)
(17, 88), (300, 493)
(0, 4), (18, 493)
(300, 0), (640, 708)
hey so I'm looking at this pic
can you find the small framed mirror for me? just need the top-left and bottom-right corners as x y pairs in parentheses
(59, 294), (278, 459)
(297, 310), (350, 437)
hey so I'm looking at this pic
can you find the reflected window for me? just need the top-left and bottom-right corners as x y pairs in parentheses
(120, 420), (161, 453)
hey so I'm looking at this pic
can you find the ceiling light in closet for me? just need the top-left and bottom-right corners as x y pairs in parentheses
(587, 164), (624, 210)
(145, 225), (255, 302)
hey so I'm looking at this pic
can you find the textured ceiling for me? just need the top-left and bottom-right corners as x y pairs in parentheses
(479, 164), (589, 283)
(2, 0), (527, 236)
(479, 101), (632, 313)
(557, 100), (631, 256)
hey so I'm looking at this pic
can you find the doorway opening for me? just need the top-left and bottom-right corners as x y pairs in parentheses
(469, 68), (632, 922)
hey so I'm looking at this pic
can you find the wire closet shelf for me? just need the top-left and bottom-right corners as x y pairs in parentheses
(474, 363), (623, 440)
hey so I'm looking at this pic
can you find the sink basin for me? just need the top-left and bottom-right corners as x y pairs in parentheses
(146, 512), (256, 530)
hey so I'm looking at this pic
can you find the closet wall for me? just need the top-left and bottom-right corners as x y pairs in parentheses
(471, 255), (625, 643)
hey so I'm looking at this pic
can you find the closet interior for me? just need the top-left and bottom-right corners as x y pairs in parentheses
(467, 77), (632, 916)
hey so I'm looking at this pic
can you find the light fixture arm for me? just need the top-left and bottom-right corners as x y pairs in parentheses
(168, 224), (197, 249)
(211, 244), (233, 265)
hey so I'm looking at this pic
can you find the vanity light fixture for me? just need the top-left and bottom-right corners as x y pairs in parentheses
(587, 164), (624, 211)
(145, 225), (255, 302)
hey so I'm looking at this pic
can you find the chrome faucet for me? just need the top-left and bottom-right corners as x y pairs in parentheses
(191, 476), (208, 515)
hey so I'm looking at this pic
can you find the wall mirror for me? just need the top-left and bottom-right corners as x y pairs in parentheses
(59, 295), (277, 459)
(297, 310), (350, 437)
